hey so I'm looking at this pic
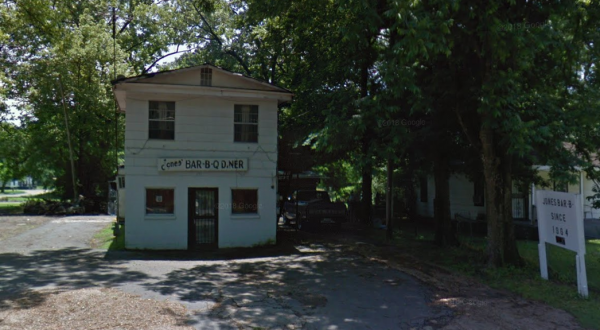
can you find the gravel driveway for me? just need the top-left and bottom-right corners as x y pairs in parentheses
(0, 215), (114, 254)
(0, 216), (452, 329)
(0, 217), (587, 330)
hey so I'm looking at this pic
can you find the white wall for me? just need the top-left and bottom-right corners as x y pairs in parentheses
(123, 78), (281, 249)
(416, 176), (434, 218)
(448, 174), (486, 219)
(418, 169), (600, 221)
(415, 174), (501, 220)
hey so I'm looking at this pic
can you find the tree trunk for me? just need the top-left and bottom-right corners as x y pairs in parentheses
(361, 159), (372, 223)
(433, 153), (459, 247)
(480, 125), (522, 267)
(359, 60), (372, 224)
(386, 158), (394, 241)
(501, 154), (522, 265)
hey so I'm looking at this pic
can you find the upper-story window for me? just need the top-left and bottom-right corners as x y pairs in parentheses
(149, 101), (175, 140)
(234, 105), (258, 143)
(200, 68), (212, 86)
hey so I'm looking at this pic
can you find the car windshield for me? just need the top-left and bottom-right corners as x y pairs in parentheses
(296, 191), (330, 202)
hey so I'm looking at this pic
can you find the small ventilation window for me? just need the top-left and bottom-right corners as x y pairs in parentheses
(200, 68), (212, 86)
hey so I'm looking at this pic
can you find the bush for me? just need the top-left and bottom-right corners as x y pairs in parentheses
(22, 199), (85, 215)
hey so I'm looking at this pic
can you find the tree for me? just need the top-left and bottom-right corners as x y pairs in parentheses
(0, 123), (27, 192)
(0, 0), (217, 202)
(427, 0), (600, 266)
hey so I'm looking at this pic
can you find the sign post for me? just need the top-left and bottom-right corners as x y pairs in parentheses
(535, 190), (588, 298)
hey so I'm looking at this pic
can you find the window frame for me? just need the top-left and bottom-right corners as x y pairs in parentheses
(148, 101), (176, 140)
(234, 104), (259, 143)
(231, 188), (259, 214)
(145, 188), (175, 215)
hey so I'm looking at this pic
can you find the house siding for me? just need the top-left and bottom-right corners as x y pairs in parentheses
(417, 168), (600, 222)
(119, 68), (287, 250)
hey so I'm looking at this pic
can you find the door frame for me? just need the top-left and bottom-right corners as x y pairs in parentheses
(188, 187), (219, 250)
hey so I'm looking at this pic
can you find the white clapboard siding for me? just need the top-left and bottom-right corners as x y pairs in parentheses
(124, 142), (277, 154)
(116, 65), (290, 250)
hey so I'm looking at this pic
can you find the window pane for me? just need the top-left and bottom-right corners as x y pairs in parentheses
(149, 101), (175, 140)
(234, 105), (258, 123)
(234, 124), (258, 142)
(146, 189), (174, 214)
(200, 68), (212, 86)
(232, 189), (258, 214)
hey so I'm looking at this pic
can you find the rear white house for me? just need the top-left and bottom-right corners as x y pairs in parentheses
(415, 167), (600, 235)
(112, 65), (292, 250)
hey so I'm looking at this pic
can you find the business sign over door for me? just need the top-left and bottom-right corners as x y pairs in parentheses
(535, 190), (588, 297)
(158, 158), (248, 172)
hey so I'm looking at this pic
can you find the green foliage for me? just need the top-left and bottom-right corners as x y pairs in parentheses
(0, 0), (215, 199)
(0, 202), (23, 214)
(0, 123), (28, 192)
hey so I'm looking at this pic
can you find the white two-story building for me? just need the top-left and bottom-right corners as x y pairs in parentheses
(112, 65), (292, 250)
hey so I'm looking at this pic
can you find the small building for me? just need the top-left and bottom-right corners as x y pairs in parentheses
(7, 176), (34, 189)
(112, 64), (293, 250)
(415, 166), (600, 238)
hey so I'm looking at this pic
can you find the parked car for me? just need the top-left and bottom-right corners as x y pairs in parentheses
(283, 190), (347, 230)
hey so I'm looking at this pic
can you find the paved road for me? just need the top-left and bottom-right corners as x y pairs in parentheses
(0, 217), (452, 329)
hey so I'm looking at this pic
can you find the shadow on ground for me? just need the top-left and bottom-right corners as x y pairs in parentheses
(141, 238), (451, 330)
(0, 248), (151, 310)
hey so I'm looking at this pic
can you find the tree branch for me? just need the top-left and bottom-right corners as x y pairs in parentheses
(142, 46), (193, 74)
(192, 2), (222, 46)
(224, 49), (251, 75)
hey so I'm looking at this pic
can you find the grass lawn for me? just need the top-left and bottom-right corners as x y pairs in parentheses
(0, 202), (24, 214)
(0, 197), (29, 202)
(377, 227), (600, 330)
(26, 191), (61, 200)
(91, 222), (125, 250)
(0, 190), (25, 195)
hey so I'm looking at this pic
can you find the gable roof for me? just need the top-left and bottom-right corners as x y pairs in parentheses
(111, 63), (292, 94)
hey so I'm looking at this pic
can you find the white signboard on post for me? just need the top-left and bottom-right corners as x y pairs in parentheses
(535, 190), (588, 297)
